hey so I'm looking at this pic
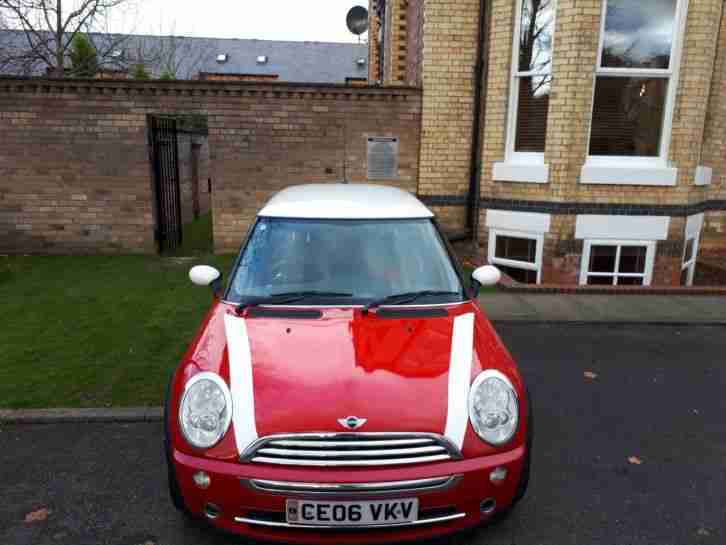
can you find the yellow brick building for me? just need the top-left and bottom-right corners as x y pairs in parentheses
(371, 0), (726, 287)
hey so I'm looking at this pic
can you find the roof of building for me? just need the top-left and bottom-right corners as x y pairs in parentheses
(0, 30), (368, 83)
(259, 184), (434, 219)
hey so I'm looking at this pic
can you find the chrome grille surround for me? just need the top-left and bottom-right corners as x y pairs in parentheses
(245, 475), (462, 497)
(233, 512), (466, 529)
(240, 432), (463, 467)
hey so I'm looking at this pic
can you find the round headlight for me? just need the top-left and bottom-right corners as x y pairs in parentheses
(179, 372), (232, 449)
(468, 370), (519, 446)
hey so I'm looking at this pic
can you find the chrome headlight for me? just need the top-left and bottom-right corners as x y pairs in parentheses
(179, 372), (232, 449)
(468, 370), (519, 446)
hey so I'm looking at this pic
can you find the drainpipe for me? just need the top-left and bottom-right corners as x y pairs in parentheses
(465, 0), (490, 243)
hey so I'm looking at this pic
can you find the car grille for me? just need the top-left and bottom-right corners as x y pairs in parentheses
(240, 433), (462, 467)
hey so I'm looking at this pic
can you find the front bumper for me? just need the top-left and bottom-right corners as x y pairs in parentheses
(172, 445), (526, 544)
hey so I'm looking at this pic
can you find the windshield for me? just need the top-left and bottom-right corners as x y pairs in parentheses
(227, 218), (465, 305)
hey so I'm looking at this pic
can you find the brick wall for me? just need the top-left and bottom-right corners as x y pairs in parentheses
(0, 79), (421, 254)
(418, 0), (481, 232)
(405, 0), (424, 86)
(701, 3), (726, 256)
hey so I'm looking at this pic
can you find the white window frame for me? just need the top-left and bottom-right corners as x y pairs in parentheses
(488, 229), (545, 284)
(579, 240), (656, 286)
(583, 0), (689, 178)
(681, 216), (702, 286)
(681, 236), (699, 286)
(502, 0), (557, 169)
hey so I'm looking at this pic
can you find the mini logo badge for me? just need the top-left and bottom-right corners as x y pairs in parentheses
(338, 416), (367, 430)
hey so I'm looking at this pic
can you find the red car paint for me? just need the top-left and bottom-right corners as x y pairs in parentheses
(166, 298), (530, 543)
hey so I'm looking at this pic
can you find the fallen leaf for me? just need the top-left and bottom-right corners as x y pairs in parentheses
(25, 508), (51, 523)
(628, 456), (643, 465)
(584, 371), (598, 380)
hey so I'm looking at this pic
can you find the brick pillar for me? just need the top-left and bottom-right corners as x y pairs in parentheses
(418, 0), (481, 231)
(545, 0), (601, 199)
(702, 2), (726, 192)
(368, 0), (382, 83)
(670, 0), (724, 190)
(701, 3), (726, 256)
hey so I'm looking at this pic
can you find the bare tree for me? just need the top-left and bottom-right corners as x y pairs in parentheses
(0, 0), (137, 77)
(123, 23), (214, 80)
(154, 34), (214, 80)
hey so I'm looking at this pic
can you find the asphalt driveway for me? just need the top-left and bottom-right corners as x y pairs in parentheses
(1, 324), (724, 545)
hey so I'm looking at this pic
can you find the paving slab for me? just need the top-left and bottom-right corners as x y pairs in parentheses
(0, 407), (163, 424)
(515, 294), (591, 322)
(482, 293), (726, 324)
(479, 293), (539, 320)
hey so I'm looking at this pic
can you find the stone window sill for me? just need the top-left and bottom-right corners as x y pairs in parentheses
(493, 162), (549, 184)
(695, 166), (712, 186)
(580, 164), (677, 186)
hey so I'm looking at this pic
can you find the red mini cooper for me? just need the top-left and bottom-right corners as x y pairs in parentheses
(165, 184), (532, 543)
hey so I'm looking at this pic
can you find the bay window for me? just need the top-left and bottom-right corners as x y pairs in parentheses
(495, 0), (556, 184)
(582, 0), (688, 186)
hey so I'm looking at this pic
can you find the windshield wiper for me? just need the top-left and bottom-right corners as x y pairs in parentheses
(236, 291), (353, 314)
(362, 290), (461, 314)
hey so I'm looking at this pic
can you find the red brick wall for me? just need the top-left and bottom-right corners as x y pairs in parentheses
(406, 0), (424, 86)
(0, 80), (421, 254)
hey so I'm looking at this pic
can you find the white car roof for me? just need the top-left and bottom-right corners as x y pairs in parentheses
(258, 184), (435, 220)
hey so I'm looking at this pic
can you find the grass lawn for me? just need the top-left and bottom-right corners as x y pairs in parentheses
(0, 253), (235, 408)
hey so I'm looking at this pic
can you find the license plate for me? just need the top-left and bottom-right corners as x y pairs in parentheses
(286, 498), (419, 527)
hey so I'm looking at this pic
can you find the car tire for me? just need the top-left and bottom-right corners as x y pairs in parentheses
(164, 371), (188, 514)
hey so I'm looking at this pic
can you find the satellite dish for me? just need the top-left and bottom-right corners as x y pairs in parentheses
(346, 6), (369, 36)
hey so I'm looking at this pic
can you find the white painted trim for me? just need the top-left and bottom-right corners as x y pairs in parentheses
(682, 213), (704, 286)
(486, 209), (551, 234)
(579, 240), (656, 286)
(575, 215), (670, 241)
(223, 313), (259, 455)
(686, 213), (705, 239)
(580, 164), (678, 186)
(443, 313), (475, 451)
(695, 166), (713, 186)
(588, 0), (689, 165)
(488, 229), (544, 284)
(493, 161), (550, 184)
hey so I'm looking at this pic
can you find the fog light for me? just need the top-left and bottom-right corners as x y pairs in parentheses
(193, 471), (211, 489)
(204, 502), (221, 519)
(480, 498), (496, 515)
(490, 466), (507, 484)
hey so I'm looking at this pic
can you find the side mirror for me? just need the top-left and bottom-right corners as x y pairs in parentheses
(189, 265), (222, 296)
(471, 265), (501, 296)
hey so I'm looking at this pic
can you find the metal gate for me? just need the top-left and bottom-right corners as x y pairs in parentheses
(149, 116), (182, 252)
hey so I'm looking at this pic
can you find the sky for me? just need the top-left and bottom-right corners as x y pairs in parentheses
(113, 0), (369, 43)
